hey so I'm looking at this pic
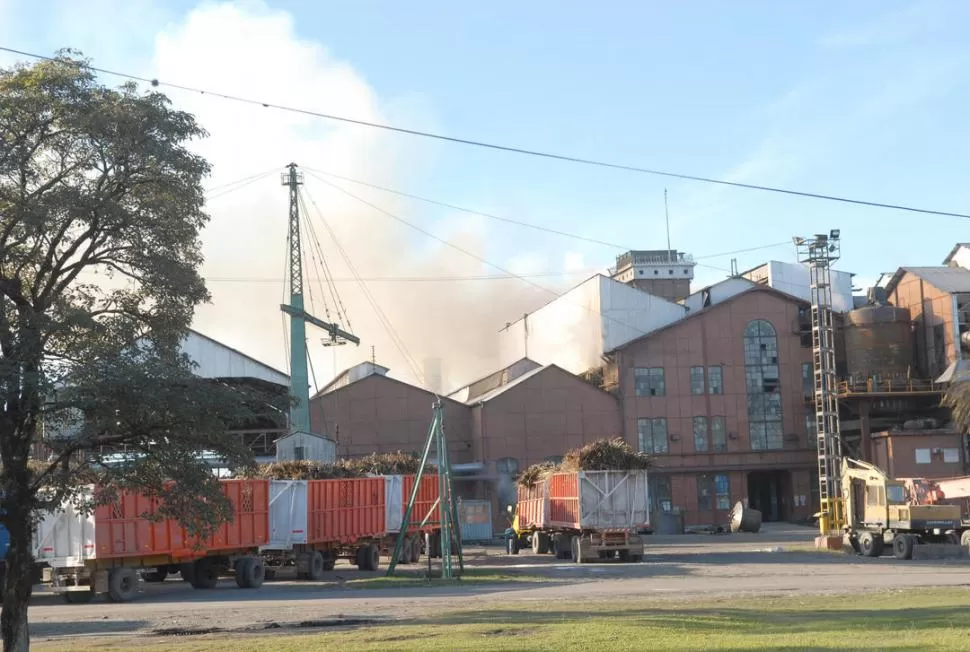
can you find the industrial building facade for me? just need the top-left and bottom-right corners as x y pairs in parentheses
(606, 285), (818, 526)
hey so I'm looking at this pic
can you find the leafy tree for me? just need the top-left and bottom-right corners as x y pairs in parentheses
(0, 51), (278, 650)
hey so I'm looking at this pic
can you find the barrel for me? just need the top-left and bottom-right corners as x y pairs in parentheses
(730, 501), (763, 533)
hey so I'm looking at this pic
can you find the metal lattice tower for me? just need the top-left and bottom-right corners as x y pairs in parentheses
(795, 231), (844, 537)
(280, 163), (359, 441)
(387, 400), (464, 578)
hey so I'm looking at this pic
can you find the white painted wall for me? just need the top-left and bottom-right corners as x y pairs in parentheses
(276, 431), (336, 463)
(681, 277), (757, 313)
(765, 261), (854, 313)
(949, 245), (970, 271)
(180, 331), (289, 386)
(498, 275), (687, 374)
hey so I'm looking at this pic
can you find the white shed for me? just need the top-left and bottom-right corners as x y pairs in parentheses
(275, 431), (336, 464)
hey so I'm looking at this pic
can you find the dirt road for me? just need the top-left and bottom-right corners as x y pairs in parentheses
(29, 525), (970, 643)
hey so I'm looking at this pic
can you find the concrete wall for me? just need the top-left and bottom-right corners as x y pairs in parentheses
(888, 271), (956, 378)
(498, 275), (686, 374)
(309, 375), (475, 463)
(611, 287), (817, 527)
(765, 261), (854, 314)
(871, 430), (966, 479)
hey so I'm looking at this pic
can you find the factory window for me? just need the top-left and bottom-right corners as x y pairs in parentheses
(802, 363), (813, 400)
(690, 367), (705, 395)
(294, 446), (305, 461)
(711, 417), (727, 452)
(697, 475), (714, 511)
(708, 366), (723, 395)
(715, 474), (731, 510)
(744, 320), (784, 450)
(944, 448), (960, 463)
(635, 367), (665, 397)
(637, 417), (668, 454)
(915, 449), (931, 465)
(806, 413), (817, 448)
(693, 416), (709, 452)
(650, 476), (672, 512)
(496, 457), (519, 475)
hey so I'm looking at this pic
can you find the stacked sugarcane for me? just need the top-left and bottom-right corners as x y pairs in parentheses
(517, 437), (653, 487)
(246, 451), (432, 480)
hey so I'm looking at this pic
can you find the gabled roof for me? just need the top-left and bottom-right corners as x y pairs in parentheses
(943, 243), (970, 266)
(447, 358), (541, 403)
(885, 266), (970, 296)
(181, 329), (289, 387)
(470, 363), (616, 405)
(314, 361), (390, 397)
(311, 369), (469, 410)
(606, 284), (809, 354)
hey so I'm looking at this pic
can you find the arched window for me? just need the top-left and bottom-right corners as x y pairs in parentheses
(744, 319), (783, 450)
(496, 457), (519, 475)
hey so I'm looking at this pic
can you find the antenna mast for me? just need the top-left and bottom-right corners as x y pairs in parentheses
(280, 163), (360, 449)
(664, 188), (672, 262)
(794, 229), (843, 548)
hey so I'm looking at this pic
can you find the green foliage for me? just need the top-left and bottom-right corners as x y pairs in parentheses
(0, 50), (268, 648)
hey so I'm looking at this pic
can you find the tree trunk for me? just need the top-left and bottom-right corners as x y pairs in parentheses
(1, 509), (33, 652)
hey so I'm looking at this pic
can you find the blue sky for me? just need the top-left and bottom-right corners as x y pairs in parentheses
(2, 0), (969, 385)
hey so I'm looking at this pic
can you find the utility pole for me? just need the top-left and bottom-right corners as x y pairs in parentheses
(280, 163), (360, 454)
(794, 230), (843, 549)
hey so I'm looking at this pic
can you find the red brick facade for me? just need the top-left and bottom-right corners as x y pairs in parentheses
(609, 286), (819, 528)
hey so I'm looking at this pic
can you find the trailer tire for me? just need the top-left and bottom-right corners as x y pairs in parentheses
(143, 567), (168, 583)
(189, 559), (220, 590)
(571, 536), (587, 564)
(107, 568), (138, 603)
(893, 534), (915, 560)
(63, 588), (96, 604)
(409, 536), (422, 563)
(307, 551), (326, 581)
(362, 543), (380, 571)
(235, 557), (265, 589)
(322, 551), (337, 571)
(858, 531), (883, 558)
(507, 536), (519, 555)
(961, 529), (970, 552)
(399, 537), (413, 565)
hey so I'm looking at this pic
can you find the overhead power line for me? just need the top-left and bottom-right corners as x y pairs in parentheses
(4, 45), (969, 220)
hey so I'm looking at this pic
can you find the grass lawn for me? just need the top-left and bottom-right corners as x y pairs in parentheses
(34, 587), (970, 651)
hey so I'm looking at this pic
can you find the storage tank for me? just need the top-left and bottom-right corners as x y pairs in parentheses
(844, 295), (913, 378)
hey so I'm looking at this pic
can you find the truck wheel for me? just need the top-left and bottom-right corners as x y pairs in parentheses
(410, 536), (422, 563)
(363, 543), (380, 571)
(179, 563), (195, 583)
(143, 567), (168, 583)
(893, 534), (915, 560)
(235, 557), (265, 589)
(858, 531), (883, 558)
(571, 536), (586, 564)
(189, 558), (220, 590)
(961, 530), (970, 552)
(322, 551), (337, 571)
(507, 536), (519, 555)
(107, 568), (138, 603)
(63, 588), (96, 604)
(307, 551), (326, 581)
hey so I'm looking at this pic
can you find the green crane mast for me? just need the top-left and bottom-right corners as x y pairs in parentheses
(280, 163), (359, 443)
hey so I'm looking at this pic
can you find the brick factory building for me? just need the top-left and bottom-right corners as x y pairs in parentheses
(604, 284), (818, 528)
(309, 358), (622, 519)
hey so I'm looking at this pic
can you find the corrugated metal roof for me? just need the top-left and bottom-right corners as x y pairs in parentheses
(897, 267), (970, 294)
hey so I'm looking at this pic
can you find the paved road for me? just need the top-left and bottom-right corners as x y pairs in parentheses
(28, 524), (970, 644)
